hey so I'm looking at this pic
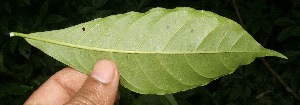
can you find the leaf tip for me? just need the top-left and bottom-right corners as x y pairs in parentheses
(9, 32), (15, 37)
(273, 51), (288, 59)
(278, 54), (288, 59)
(265, 49), (288, 59)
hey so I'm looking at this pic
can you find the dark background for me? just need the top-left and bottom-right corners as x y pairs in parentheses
(0, 0), (300, 104)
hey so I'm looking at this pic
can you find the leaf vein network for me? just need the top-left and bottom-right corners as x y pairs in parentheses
(155, 55), (188, 85)
(136, 11), (172, 50)
(113, 14), (145, 49)
(134, 55), (166, 91)
(162, 12), (195, 51)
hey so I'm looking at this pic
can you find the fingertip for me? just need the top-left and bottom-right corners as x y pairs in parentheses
(66, 60), (120, 105)
(91, 60), (118, 84)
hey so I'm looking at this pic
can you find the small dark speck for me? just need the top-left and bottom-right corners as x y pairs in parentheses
(190, 29), (194, 33)
(82, 27), (85, 31)
(166, 25), (170, 29)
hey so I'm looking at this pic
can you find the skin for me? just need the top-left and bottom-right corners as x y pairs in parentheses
(24, 60), (120, 105)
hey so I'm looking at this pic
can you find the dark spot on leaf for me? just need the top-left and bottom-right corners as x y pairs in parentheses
(82, 27), (85, 31)
(190, 29), (194, 33)
(166, 25), (170, 29)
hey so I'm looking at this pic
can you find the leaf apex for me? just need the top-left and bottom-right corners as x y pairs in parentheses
(9, 32), (30, 39)
(9, 32), (15, 37)
(266, 49), (288, 59)
(277, 53), (288, 59)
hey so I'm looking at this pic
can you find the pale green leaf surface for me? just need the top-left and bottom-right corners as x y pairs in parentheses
(11, 7), (287, 94)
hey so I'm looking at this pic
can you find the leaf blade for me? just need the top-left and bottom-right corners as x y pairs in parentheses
(11, 7), (287, 94)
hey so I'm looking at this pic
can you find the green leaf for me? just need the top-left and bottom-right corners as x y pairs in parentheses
(290, 26), (300, 36)
(92, 0), (108, 8)
(160, 94), (178, 105)
(138, 0), (152, 9)
(44, 15), (66, 24)
(17, 39), (31, 59)
(274, 17), (295, 26)
(10, 7), (287, 94)
(0, 83), (32, 98)
(22, 0), (30, 6)
(277, 26), (294, 41)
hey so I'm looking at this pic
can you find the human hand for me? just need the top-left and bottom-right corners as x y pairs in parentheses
(24, 60), (120, 105)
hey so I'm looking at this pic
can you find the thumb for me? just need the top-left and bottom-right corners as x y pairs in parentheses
(65, 60), (120, 105)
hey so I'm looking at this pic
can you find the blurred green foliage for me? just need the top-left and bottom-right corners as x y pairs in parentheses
(0, 0), (299, 104)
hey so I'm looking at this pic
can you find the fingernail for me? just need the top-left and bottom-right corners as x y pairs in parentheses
(91, 60), (116, 83)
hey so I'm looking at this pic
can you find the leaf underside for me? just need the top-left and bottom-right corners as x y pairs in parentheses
(11, 7), (287, 94)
